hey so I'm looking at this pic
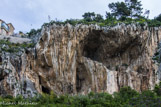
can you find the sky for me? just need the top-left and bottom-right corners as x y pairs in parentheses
(0, 0), (160, 33)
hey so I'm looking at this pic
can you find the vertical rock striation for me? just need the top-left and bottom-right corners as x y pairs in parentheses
(0, 23), (161, 97)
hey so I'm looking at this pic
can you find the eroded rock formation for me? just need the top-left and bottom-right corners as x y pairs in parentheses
(0, 23), (161, 97)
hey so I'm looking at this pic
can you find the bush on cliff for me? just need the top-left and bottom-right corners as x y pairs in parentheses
(0, 40), (35, 53)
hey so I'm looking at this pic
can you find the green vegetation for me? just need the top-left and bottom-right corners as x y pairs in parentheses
(27, 0), (161, 37)
(152, 43), (161, 63)
(0, 83), (161, 107)
(155, 14), (161, 22)
(108, 0), (143, 19)
(122, 63), (129, 67)
(0, 40), (35, 53)
(2, 0), (159, 106)
(82, 12), (104, 22)
(26, 28), (41, 38)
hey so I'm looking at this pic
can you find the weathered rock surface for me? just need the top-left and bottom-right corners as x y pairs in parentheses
(0, 35), (31, 44)
(0, 23), (161, 97)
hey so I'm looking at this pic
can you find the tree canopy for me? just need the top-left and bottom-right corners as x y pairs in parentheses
(155, 14), (161, 22)
(108, 2), (130, 19)
(82, 12), (104, 22)
(108, 0), (143, 19)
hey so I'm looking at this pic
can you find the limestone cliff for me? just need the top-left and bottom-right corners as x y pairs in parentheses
(0, 24), (161, 97)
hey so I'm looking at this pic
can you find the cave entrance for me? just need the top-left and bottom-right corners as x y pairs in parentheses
(76, 63), (91, 93)
(0, 56), (2, 65)
(42, 86), (50, 94)
(82, 30), (102, 61)
(81, 29), (142, 70)
(39, 76), (50, 94)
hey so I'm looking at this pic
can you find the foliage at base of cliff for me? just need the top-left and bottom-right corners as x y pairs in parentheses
(0, 82), (161, 107)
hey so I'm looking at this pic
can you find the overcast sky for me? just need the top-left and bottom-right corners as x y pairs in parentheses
(0, 0), (160, 33)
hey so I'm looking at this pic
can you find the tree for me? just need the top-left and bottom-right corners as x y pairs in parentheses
(154, 81), (161, 96)
(125, 0), (143, 18)
(82, 12), (96, 22)
(129, 90), (161, 107)
(82, 12), (104, 22)
(106, 12), (116, 19)
(108, 0), (143, 19)
(27, 29), (37, 37)
(108, 2), (130, 19)
(155, 14), (161, 22)
(93, 14), (104, 22)
(105, 12), (117, 25)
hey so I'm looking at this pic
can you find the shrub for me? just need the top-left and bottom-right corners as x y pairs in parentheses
(0, 85), (161, 106)
(129, 90), (161, 107)
(154, 81), (161, 96)
(114, 86), (139, 106)
(0, 40), (36, 53)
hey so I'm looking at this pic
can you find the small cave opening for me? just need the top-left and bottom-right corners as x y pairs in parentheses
(39, 76), (51, 94)
(42, 86), (50, 94)
(76, 63), (91, 93)
(0, 56), (2, 65)
(23, 80), (27, 91)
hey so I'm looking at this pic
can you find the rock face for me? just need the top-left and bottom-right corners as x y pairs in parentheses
(0, 24), (161, 97)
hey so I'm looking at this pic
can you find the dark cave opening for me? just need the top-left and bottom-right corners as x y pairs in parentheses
(39, 76), (50, 94)
(81, 29), (143, 70)
(76, 73), (83, 92)
(82, 30), (102, 61)
(0, 56), (2, 64)
(76, 63), (91, 93)
(42, 86), (50, 94)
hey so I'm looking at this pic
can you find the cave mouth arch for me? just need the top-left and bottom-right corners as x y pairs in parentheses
(76, 62), (92, 93)
(80, 29), (142, 70)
